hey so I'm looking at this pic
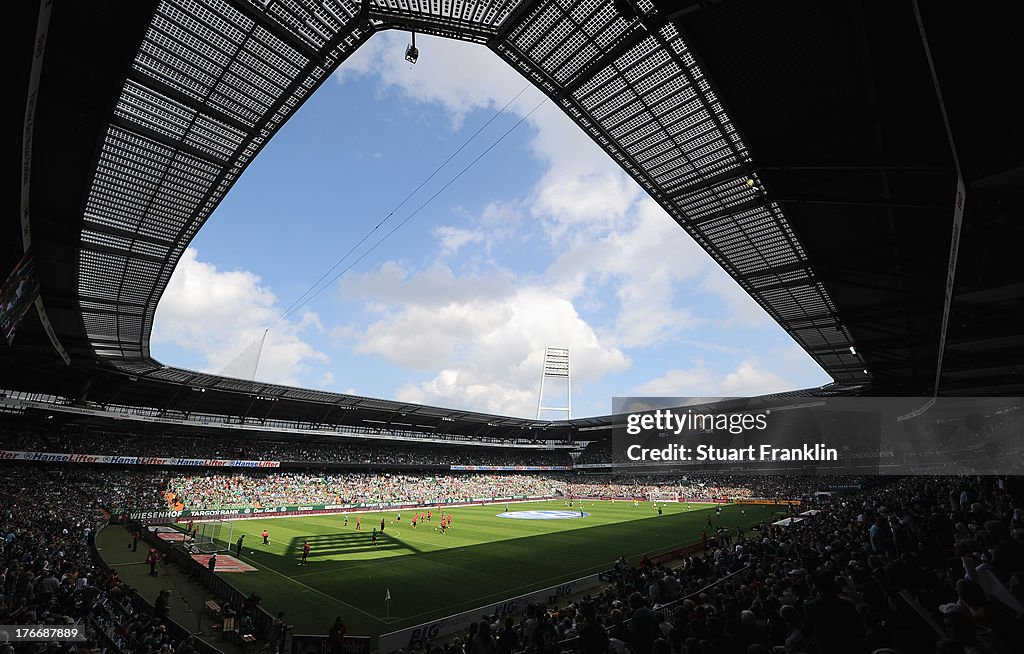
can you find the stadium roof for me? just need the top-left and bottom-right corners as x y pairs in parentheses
(3, 1), (1019, 435)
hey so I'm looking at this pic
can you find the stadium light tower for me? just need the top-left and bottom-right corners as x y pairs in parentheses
(536, 347), (571, 420)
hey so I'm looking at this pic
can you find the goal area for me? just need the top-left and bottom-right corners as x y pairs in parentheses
(192, 519), (232, 554)
(649, 491), (680, 503)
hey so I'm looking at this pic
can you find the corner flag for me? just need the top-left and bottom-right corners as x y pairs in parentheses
(385, 588), (391, 601)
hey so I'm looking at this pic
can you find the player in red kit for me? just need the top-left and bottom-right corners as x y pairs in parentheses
(300, 540), (310, 565)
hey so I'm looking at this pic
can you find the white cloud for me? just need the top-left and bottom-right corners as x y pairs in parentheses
(434, 225), (486, 256)
(336, 32), (532, 128)
(633, 364), (715, 397)
(152, 247), (328, 386)
(341, 261), (516, 308)
(636, 359), (797, 398)
(344, 267), (629, 416)
(543, 198), (711, 348)
(719, 360), (792, 395)
(327, 32), (827, 412)
(337, 34), (747, 349)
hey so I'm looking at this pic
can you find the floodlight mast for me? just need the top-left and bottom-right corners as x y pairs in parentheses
(536, 347), (571, 420)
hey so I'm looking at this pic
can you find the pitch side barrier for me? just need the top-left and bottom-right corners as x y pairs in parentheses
(562, 495), (728, 503)
(125, 496), (555, 524)
(378, 574), (603, 653)
(90, 525), (224, 654)
(397, 537), (755, 654)
(561, 496), (801, 506)
(549, 564), (752, 654)
(125, 497), (802, 524)
(141, 527), (278, 645)
(541, 502), (799, 654)
(735, 498), (803, 506)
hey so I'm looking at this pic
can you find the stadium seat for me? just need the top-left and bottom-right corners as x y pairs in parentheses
(205, 599), (222, 617)
(221, 616), (236, 640)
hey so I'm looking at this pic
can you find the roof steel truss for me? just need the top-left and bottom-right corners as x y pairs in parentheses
(72, 0), (857, 383)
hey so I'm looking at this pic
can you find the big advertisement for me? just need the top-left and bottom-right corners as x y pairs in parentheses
(126, 504), (350, 522)
(0, 449), (280, 468)
(125, 497), (553, 523)
(450, 465), (572, 471)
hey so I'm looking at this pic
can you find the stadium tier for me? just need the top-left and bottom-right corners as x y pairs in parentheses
(3, 457), (1024, 654)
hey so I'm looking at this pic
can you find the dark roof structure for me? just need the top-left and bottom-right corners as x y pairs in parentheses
(3, 1), (1019, 438)
(679, 0), (1022, 396)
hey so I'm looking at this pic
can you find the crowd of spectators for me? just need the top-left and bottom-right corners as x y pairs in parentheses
(0, 426), (572, 468)
(164, 472), (843, 512)
(5, 442), (1024, 654)
(562, 475), (828, 503)
(576, 440), (612, 465)
(67, 470), (172, 513)
(165, 471), (562, 510)
(0, 465), (200, 654)
(162, 472), (851, 512)
(420, 475), (1024, 654)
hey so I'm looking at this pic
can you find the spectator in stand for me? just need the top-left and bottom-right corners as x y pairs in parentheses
(628, 592), (657, 654)
(439, 475), (1024, 654)
(577, 603), (609, 654)
(269, 611), (287, 654)
(5, 432), (1024, 654)
(154, 589), (172, 622)
(803, 571), (863, 654)
(779, 604), (810, 654)
(0, 425), (573, 468)
(471, 620), (496, 654)
(327, 616), (347, 654)
(146, 546), (158, 576)
(869, 514), (893, 552)
(496, 616), (517, 654)
(0, 464), (198, 654)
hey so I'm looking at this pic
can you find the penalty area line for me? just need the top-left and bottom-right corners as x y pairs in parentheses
(255, 560), (385, 623)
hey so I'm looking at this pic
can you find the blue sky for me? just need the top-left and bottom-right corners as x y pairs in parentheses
(150, 32), (830, 418)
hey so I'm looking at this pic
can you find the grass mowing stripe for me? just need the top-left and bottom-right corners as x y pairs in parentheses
(251, 552), (386, 624)
(369, 506), (772, 627)
(157, 501), (779, 638)
(394, 557), (642, 624)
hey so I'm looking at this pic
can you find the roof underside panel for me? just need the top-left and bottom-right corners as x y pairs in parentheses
(69, 0), (856, 392)
(75, 0), (371, 359)
(493, 1), (857, 381)
(365, 0), (521, 42)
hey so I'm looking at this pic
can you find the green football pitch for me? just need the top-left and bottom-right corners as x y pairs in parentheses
(122, 501), (779, 639)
